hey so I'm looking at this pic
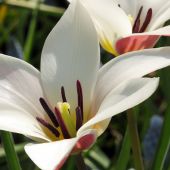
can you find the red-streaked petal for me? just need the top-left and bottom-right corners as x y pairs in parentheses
(116, 35), (159, 54)
(25, 129), (97, 170)
(72, 132), (97, 153)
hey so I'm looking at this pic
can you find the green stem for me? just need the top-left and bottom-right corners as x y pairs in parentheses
(24, 0), (40, 62)
(75, 153), (87, 170)
(1, 131), (21, 170)
(127, 110), (144, 170)
(115, 126), (131, 170)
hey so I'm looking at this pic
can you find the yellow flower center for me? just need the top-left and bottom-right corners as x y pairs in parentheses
(36, 80), (84, 141)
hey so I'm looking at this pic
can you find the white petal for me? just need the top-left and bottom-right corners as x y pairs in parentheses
(139, 26), (170, 36)
(114, 0), (138, 18)
(25, 139), (77, 170)
(0, 54), (44, 116)
(148, 1), (170, 31)
(141, 0), (167, 12)
(0, 54), (49, 141)
(0, 99), (49, 141)
(93, 47), (170, 107)
(41, 0), (99, 121)
(25, 129), (97, 170)
(79, 0), (132, 51)
(78, 78), (159, 135)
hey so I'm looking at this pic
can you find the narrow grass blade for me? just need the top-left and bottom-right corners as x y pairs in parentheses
(114, 127), (131, 170)
(1, 131), (21, 170)
(24, 0), (40, 61)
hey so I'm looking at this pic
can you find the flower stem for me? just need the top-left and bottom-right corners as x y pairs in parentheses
(1, 131), (21, 170)
(127, 109), (144, 170)
(24, 0), (40, 62)
(75, 153), (88, 170)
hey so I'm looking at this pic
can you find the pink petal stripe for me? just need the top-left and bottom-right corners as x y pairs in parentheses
(116, 35), (159, 54)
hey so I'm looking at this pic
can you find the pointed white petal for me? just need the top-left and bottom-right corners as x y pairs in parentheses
(0, 99), (49, 141)
(148, 1), (170, 31)
(141, 0), (167, 12)
(93, 47), (170, 107)
(0, 54), (44, 116)
(79, 78), (159, 135)
(67, 0), (131, 55)
(25, 139), (77, 170)
(80, 0), (132, 52)
(25, 129), (97, 170)
(41, 0), (99, 120)
(0, 54), (49, 141)
(113, 0), (138, 18)
(140, 26), (170, 36)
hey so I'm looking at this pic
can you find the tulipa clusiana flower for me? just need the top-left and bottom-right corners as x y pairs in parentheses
(68, 0), (170, 55)
(0, 0), (170, 169)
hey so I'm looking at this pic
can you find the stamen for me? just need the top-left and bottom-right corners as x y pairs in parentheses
(36, 117), (60, 138)
(76, 80), (83, 119)
(139, 8), (152, 33)
(133, 19), (140, 33)
(132, 6), (143, 33)
(55, 107), (71, 139)
(61, 86), (67, 102)
(39, 98), (59, 127)
(76, 106), (83, 130)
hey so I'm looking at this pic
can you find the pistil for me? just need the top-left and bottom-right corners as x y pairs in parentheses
(55, 106), (71, 139)
(37, 80), (85, 140)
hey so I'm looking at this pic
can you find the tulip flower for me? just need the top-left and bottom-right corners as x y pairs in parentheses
(68, 0), (170, 55)
(0, 0), (170, 170)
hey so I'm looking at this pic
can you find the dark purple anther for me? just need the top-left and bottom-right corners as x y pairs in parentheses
(61, 86), (67, 102)
(76, 80), (83, 120)
(133, 19), (140, 33)
(55, 107), (71, 139)
(39, 98), (59, 127)
(139, 8), (152, 33)
(36, 117), (60, 138)
(76, 106), (83, 130)
(133, 6), (143, 33)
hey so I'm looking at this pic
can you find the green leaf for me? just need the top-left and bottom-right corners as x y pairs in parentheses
(114, 127), (131, 170)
